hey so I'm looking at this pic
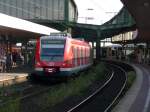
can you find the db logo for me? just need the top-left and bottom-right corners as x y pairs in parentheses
(49, 62), (55, 66)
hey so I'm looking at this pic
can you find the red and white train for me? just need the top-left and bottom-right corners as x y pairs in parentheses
(30, 33), (93, 78)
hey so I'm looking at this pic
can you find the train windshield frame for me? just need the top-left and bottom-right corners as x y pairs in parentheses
(40, 39), (66, 62)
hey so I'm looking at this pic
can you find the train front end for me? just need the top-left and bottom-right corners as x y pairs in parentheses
(30, 33), (71, 79)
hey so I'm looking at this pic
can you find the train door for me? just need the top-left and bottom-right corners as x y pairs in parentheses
(77, 47), (80, 66)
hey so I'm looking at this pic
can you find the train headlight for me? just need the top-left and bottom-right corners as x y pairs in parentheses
(35, 67), (43, 71)
(36, 62), (41, 66)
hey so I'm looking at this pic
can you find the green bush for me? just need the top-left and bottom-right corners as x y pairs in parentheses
(126, 71), (136, 89)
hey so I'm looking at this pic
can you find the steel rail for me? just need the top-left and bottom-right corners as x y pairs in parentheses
(66, 62), (128, 112)
(67, 68), (114, 112)
(104, 63), (127, 112)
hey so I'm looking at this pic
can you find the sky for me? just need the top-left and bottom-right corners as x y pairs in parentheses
(74, 0), (123, 25)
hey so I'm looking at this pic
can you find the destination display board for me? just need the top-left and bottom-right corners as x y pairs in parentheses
(41, 39), (65, 44)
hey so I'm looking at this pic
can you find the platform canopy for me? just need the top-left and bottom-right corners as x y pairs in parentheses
(0, 13), (59, 42)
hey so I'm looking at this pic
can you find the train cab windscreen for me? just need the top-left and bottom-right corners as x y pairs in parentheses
(40, 39), (65, 62)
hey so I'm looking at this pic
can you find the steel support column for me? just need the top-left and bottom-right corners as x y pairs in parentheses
(22, 41), (29, 65)
(95, 39), (101, 61)
(96, 31), (101, 61)
(91, 41), (95, 59)
(96, 39), (101, 61)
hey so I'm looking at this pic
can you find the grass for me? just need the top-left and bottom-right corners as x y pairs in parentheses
(126, 71), (136, 90)
(0, 99), (20, 112)
(119, 70), (136, 98)
(0, 63), (108, 112)
(0, 83), (23, 103)
(0, 85), (21, 112)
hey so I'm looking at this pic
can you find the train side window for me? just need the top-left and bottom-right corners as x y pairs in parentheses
(74, 47), (78, 66)
(83, 47), (85, 64)
(74, 47), (77, 58)
(71, 47), (74, 66)
(77, 47), (80, 65)
(82, 48), (84, 64)
(85, 48), (87, 64)
(87, 48), (89, 63)
(86, 48), (87, 57)
(81, 47), (83, 65)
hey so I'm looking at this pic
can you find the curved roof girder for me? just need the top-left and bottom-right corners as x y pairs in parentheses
(71, 7), (136, 41)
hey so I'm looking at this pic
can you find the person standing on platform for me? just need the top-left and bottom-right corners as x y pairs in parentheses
(18, 53), (24, 66)
(6, 52), (12, 71)
(12, 51), (17, 67)
(2, 53), (6, 72)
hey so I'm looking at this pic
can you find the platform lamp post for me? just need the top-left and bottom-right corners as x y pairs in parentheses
(5, 35), (10, 54)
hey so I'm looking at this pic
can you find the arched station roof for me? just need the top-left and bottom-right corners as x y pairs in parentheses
(27, 7), (136, 42)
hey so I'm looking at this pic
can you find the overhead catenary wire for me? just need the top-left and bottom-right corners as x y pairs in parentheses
(89, 0), (107, 12)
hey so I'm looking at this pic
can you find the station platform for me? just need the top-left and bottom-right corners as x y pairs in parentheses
(0, 73), (28, 87)
(0, 66), (32, 87)
(112, 63), (150, 112)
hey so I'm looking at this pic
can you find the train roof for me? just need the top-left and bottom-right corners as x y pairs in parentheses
(40, 33), (90, 47)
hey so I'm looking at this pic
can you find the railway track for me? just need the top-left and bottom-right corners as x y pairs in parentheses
(0, 61), (130, 112)
(66, 62), (128, 112)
